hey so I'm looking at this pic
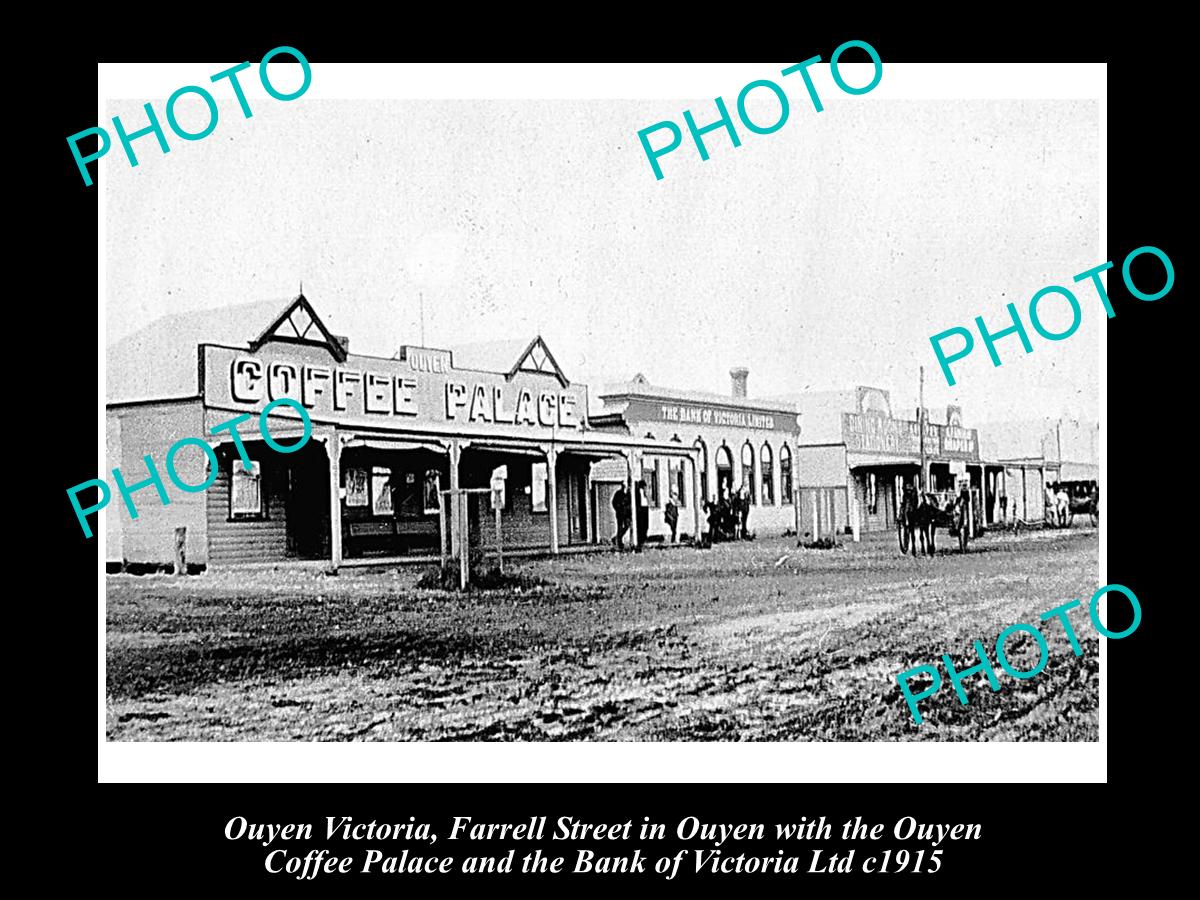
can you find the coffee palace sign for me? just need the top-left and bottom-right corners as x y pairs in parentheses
(202, 344), (586, 434)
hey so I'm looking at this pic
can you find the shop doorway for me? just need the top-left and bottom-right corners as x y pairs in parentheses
(715, 445), (734, 499)
(567, 468), (589, 544)
(285, 443), (330, 558)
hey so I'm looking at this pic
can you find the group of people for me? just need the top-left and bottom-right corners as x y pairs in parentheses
(703, 486), (752, 544)
(612, 481), (740, 550)
(611, 481), (682, 551)
(1042, 481), (1099, 527)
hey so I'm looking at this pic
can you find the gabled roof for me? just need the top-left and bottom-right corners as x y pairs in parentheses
(508, 335), (568, 387)
(250, 293), (347, 363)
(452, 335), (570, 385)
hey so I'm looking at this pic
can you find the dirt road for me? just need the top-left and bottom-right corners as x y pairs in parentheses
(106, 527), (1100, 741)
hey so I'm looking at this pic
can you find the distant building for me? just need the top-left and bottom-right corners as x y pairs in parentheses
(979, 417), (1099, 523)
(590, 369), (801, 539)
(787, 387), (992, 536)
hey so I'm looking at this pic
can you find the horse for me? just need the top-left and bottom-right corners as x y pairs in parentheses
(1067, 489), (1099, 526)
(913, 493), (941, 556)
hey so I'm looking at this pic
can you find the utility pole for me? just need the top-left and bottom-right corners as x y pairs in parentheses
(918, 365), (926, 492)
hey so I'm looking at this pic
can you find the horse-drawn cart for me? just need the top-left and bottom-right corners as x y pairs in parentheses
(898, 487), (975, 555)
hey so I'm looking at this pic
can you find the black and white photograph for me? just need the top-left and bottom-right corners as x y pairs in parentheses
(97, 60), (1104, 751)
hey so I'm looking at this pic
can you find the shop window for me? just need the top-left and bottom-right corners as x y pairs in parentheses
(371, 467), (394, 516)
(780, 445), (793, 505)
(867, 472), (878, 515)
(230, 461), (263, 518)
(422, 469), (441, 515)
(344, 467), (368, 507)
(668, 459), (686, 508)
(741, 442), (756, 505)
(760, 442), (774, 506)
(642, 461), (660, 507)
(530, 462), (549, 513)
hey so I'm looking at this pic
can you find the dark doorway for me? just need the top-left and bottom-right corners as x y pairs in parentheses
(715, 444), (734, 498)
(286, 444), (330, 558)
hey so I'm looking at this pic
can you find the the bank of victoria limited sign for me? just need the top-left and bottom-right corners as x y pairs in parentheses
(842, 412), (979, 460)
(203, 343), (588, 437)
(623, 398), (796, 434)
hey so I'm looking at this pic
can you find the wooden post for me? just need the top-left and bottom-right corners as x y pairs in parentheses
(448, 440), (467, 589)
(691, 453), (702, 543)
(327, 430), (342, 573)
(494, 504), (503, 572)
(583, 466), (593, 545)
(459, 491), (468, 591)
(626, 451), (638, 550)
(546, 446), (559, 555)
(438, 490), (448, 568)
(173, 526), (186, 576)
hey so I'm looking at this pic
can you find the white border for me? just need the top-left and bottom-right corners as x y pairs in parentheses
(98, 61), (1106, 783)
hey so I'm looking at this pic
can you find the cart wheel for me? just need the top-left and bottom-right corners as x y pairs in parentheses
(1090, 510), (1098, 527)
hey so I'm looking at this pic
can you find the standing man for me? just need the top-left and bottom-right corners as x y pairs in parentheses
(664, 493), (679, 544)
(738, 487), (751, 540)
(612, 485), (630, 550)
(635, 479), (649, 551)
(999, 492), (1008, 525)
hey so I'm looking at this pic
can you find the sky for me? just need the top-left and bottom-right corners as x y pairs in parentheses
(105, 87), (1100, 426)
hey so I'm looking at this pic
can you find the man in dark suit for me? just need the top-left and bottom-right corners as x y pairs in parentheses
(635, 479), (649, 551)
(612, 485), (630, 550)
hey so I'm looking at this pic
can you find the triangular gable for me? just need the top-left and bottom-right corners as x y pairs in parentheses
(249, 293), (347, 363)
(508, 335), (568, 387)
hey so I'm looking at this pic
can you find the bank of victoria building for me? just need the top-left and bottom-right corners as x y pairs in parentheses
(589, 369), (802, 539)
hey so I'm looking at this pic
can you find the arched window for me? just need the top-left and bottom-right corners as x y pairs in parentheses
(715, 444), (734, 499)
(780, 444), (793, 505)
(695, 438), (708, 503)
(741, 441), (757, 506)
(760, 442), (774, 506)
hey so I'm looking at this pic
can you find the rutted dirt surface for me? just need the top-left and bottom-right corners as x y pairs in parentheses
(106, 528), (1100, 741)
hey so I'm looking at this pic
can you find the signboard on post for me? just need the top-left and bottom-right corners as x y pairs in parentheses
(490, 465), (507, 510)
(490, 466), (507, 572)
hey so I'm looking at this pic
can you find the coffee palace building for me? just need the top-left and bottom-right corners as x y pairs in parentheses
(105, 295), (699, 571)
(105, 296), (1097, 570)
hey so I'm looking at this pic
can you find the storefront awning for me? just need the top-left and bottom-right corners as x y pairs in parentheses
(847, 453), (920, 469)
(343, 436), (446, 454)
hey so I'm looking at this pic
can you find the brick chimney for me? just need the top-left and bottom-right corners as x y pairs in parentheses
(730, 367), (749, 399)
